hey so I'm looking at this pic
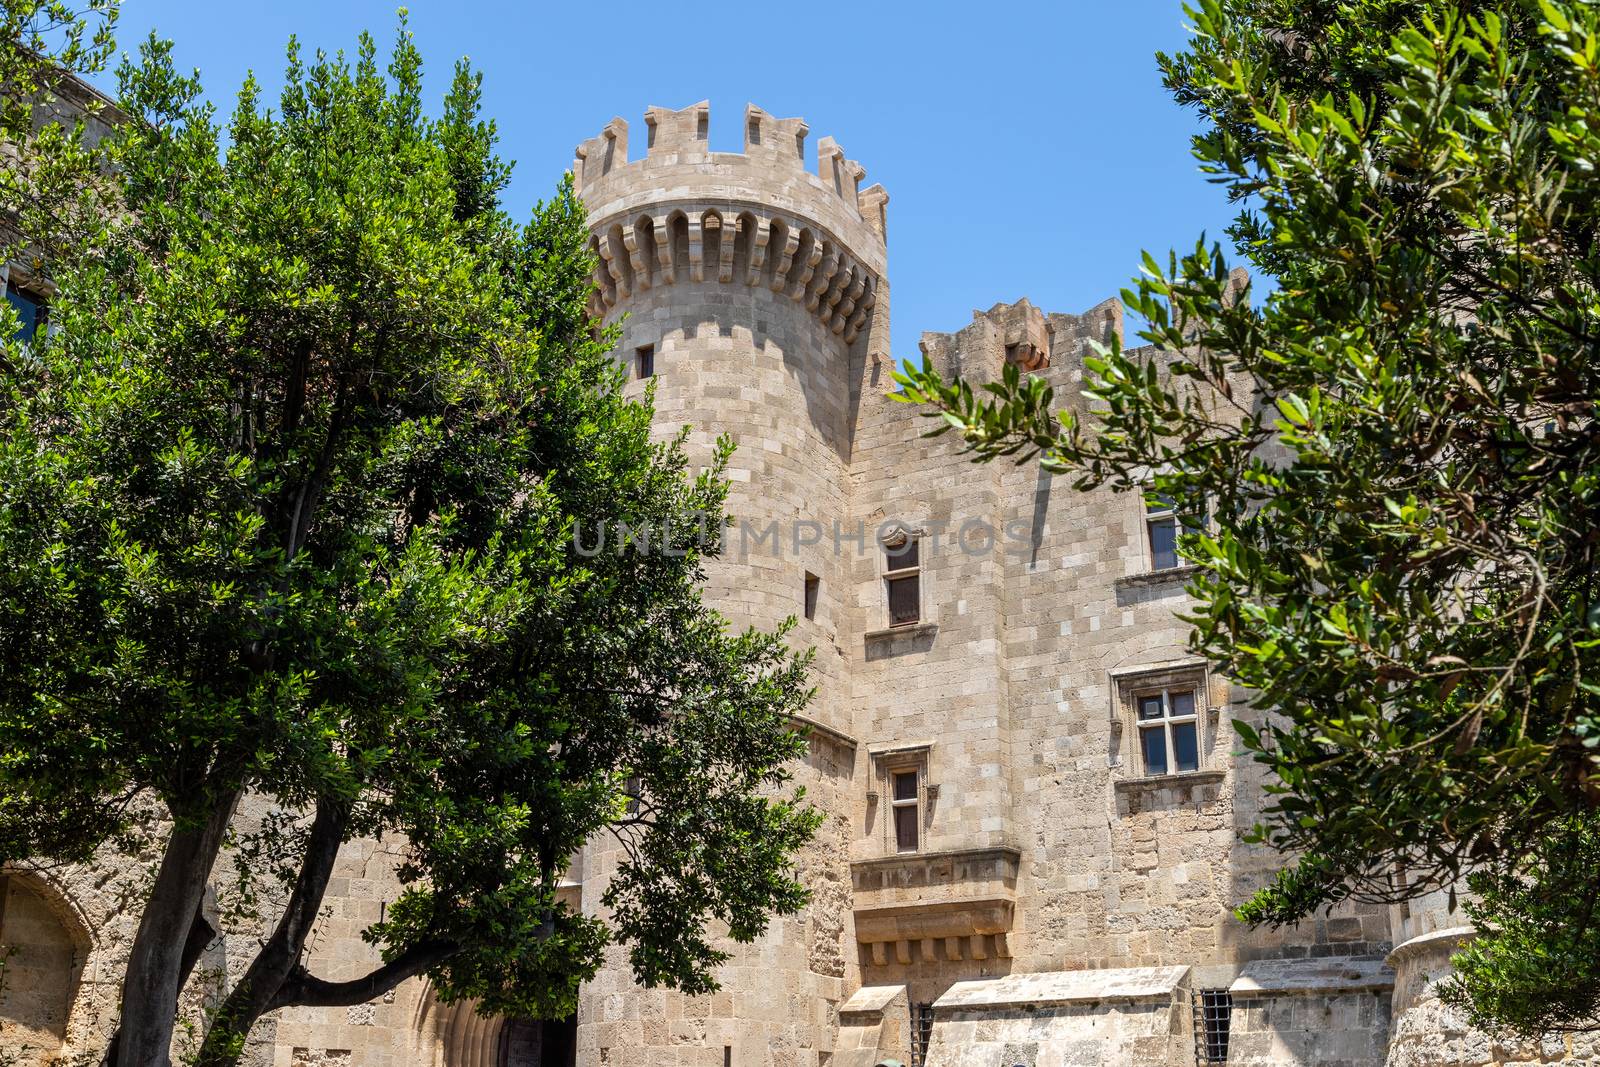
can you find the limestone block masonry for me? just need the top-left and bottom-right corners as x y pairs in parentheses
(561, 100), (1592, 1067)
(4, 87), (1595, 1067)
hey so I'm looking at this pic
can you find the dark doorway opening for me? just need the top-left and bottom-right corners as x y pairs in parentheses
(499, 1015), (577, 1067)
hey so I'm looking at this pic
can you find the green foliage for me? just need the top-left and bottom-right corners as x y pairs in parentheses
(0, 0), (121, 277)
(1444, 814), (1600, 1034)
(895, 0), (1600, 1034)
(0, 15), (818, 1052)
(0, 0), (119, 143)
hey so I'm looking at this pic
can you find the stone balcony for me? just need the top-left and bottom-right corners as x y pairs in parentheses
(850, 845), (1020, 965)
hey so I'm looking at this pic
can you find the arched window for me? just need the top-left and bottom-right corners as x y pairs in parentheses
(0, 873), (87, 1065)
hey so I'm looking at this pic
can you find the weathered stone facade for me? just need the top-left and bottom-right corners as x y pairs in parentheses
(1, 90), (1592, 1067)
(557, 100), (1595, 1067)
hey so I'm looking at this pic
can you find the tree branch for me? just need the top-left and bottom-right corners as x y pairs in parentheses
(269, 938), (458, 1010)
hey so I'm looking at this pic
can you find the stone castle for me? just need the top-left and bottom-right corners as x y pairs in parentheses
(2, 94), (1594, 1067)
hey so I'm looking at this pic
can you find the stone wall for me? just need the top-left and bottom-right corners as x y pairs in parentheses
(845, 297), (1391, 1009)
(1383, 906), (1599, 1067)
(1225, 957), (1392, 1067)
(925, 968), (1194, 1067)
(570, 99), (885, 1067)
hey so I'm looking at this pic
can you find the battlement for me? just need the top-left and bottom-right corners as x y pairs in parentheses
(575, 102), (888, 344)
(575, 102), (877, 216)
(573, 101), (888, 280)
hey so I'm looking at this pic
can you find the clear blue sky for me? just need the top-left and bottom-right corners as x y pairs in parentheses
(89, 1), (1240, 356)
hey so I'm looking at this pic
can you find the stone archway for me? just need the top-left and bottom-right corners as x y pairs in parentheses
(419, 985), (576, 1067)
(0, 872), (91, 1065)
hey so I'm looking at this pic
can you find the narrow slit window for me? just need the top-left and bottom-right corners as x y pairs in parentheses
(1136, 688), (1201, 776)
(882, 532), (921, 627)
(910, 1002), (935, 1067)
(803, 571), (820, 621)
(891, 770), (919, 852)
(635, 344), (655, 380)
(1194, 989), (1232, 1064)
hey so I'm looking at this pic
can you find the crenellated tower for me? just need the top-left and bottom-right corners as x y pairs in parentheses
(575, 101), (885, 351)
(570, 102), (888, 1067)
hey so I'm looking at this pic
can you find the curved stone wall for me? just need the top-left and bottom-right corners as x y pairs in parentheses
(571, 101), (887, 1067)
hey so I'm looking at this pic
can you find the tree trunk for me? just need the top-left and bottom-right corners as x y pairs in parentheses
(115, 789), (238, 1067)
(100, 905), (218, 1067)
(192, 801), (348, 1067)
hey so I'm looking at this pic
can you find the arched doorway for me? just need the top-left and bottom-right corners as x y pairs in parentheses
(422, 986), (577, 1067)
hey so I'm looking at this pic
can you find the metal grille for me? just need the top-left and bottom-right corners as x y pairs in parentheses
(1193, 989), (1232, 1065)
(910, 1002), (934, 1067)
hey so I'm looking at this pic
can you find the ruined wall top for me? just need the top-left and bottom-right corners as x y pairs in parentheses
(574, 101), (888, 276)
(917, 297), (1124, 384)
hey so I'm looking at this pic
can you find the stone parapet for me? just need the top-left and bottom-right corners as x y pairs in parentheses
(1230, 956), (1394, 997)
(935, 965), (1191, 1009)
(575, 102), (887, 345)
(575, 102), (885, 272)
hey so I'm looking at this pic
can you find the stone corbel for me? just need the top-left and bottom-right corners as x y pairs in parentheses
(745, 215), (772, 285)
(770, 226), (801, 292)
(651, 214), (675, 285)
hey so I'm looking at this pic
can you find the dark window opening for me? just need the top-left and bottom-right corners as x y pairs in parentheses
(635, 344), (654, 380)
(1137, 688), (1201, 776)
(910, 1002), (935, 1067)
(1145, 491), (1204, 572)
(803, 572), (820, 620)
(883, 533), (921, 627)
(1194, 989), (1232, 1065)
(887, 575), (920, 626)
(499, 1013), (576, 1067)
(891, 770), (919, 852)
(883, 537), (918, 570)
(6, 281), (46, 343)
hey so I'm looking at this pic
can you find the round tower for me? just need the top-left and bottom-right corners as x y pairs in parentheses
(571, 101), (889, 1067)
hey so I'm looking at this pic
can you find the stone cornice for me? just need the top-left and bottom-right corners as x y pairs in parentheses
(1383, 925), (1476, 969)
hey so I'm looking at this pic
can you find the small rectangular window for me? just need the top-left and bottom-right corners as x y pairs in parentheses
(1136, 687), (1202, 776)
(1145, 490), (1205, 572)
(884, 538), (918, 570)
(803, 572), (819, 621)
(891, 770), (919, 852)
(1140, 727), (1168, 775)
(5, 281), (46, 343)
(887, 576), (919, 626)
(882, 531), (921, 627)
(635, 344), (654, 380)
(1146, 493), (1179, 571)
